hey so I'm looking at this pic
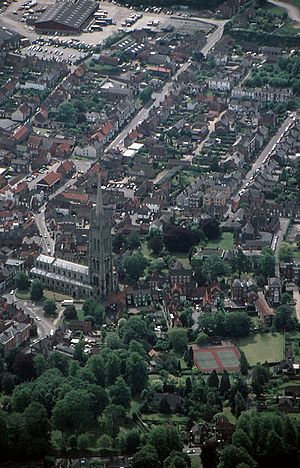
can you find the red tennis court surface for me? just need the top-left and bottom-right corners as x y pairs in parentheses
(192, 342), (241, 372)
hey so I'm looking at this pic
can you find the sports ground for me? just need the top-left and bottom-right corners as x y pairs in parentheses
(192, 342), (241, 372)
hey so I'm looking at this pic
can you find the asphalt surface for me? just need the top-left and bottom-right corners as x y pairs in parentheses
(106, 19), (226, 153)
(268, 0), (300, 23)
(4, 292), (53, 339)
(225, 112), (298, 218)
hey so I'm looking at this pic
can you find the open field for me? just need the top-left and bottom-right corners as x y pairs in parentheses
(237, 333), (284, 366)
(206, 232), (234, 250)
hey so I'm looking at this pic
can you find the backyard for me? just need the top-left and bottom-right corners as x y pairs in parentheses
(237, 333), (285, 366)
(206, 232), (234, 250)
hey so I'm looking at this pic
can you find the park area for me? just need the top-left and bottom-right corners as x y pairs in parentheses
(192, 342), (241, 372)
(237, 333), (285, 366)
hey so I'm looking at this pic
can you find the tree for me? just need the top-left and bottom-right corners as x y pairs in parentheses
(219, 370), (231, 396)
(64, 305), (77, 320)
(163, 452), (191, 468)
(201, 439), (219, 468)
(74, 341), (86, 365)
(105, 352), (121, 386)
(258, 249), (275, 278)
(196, 332), (209, 346)
(139, 85), (153, 104)
(203, 255), (230, 282)
(86, 354), (106, 386)
(207, 370), (219, 389)
(52, 389), (94, 435)
(148, 234), (164, 255)
(127, 232), (141, 250)
(147, 426), (183, 463)
(239, 351), (249, 376)
(167, 327), (188, 353)
(163, 225), (199, 253)
(159, 396), (171, 414)
(281, 292), (292, 305)
(201, 218), (220, 240)
(232, 249), (250, 276)
(13, 353), (36, 382)
(104, 332), (122, 350)
(123, 253), (148, 282)
(219, 445), (256, 468)
(121, 316), (156, 347)
(278, 242), (293, 262)
(132, 445), (159, 468)
(234, 391), (246, 418)
(15, 271), (30, 290)
(100, 404), (126, 439)
(23, 402), (50, 455)
(109, 377), (131, 410)
(180, 308), (194, 328)
(225, 312), (251, 338)
(126, 352), (148, 395)
(43, 299), (57, 316)
(274, 305), (297, 331)
(120, 429), (141, 455)
(77, 434), (89, 451)
(112, 233), (127, 253)
(57, 101), (76, 124)
(252, 365), (270, 395)
(12, 383), (32, 412)
(30, 280), (43, 301)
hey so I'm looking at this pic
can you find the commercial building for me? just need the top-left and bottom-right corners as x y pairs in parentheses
(34, 0), (98, 34)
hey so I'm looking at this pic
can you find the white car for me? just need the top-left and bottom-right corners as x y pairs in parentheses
(35, 316), (41, 322)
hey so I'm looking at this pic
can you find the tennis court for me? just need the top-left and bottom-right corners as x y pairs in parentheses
(193, 343), (241, 372)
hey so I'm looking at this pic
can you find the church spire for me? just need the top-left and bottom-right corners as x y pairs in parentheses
(96, 172), (103, 216)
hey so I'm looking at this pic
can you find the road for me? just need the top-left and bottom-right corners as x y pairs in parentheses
(106, 19), (226, 152)
(4, 292), (53, 339)
(225, 112), (297, 218)
(268, 0), (300, 23)
(32, 159), (92, 255)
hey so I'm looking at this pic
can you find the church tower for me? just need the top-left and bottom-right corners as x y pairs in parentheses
(89, 174), (113, 300)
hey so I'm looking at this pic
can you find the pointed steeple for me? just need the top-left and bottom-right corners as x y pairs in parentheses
(96, 172), (103, 216)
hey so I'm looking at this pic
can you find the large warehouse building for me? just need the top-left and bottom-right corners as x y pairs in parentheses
(34, 0), (98, 34)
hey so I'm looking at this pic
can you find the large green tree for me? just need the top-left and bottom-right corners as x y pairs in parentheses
(109, 377), (131, 410)
(126, 352), (148, 395)
(100, 404), (126, 439)
(30, 280), (43, 301)
(14, 271), (30, 290)
(258, 249), (275, 278)
(123, 253), (148, 282)
(167, 327), (188, 353)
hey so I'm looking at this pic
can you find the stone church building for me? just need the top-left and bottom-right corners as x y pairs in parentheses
(31, 176), (113, 300)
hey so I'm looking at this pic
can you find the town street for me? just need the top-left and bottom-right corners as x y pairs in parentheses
(225, 112), (298, 219)
(106, 19), (227, 152)
(4, 292), (53, 339)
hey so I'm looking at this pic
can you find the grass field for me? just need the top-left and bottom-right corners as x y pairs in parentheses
(206, 232), (234, 250)
(16, 289), (72, 302)
(237, 333), (284, 366)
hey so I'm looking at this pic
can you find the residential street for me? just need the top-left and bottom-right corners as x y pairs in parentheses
(4, 292), (53, 339)
(225, 112), (297, 219)
(106, 19), (226, 152)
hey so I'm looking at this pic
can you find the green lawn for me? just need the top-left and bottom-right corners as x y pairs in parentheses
(190, 455), (201, 468)
(237, 333), (284, 366)
(44, 290), (73, 302)
(15, 289), (73, 303)
(15, 289), (30, 300)
(76, 309), (85, 321)
(206, 232), (234, 250)
(222, 406), (237, 425)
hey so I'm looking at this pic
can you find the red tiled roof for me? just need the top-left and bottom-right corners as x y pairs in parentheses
(13, 125), (29, 141)
(256, 292), (275, 317)
(14, 182), (28, 194)
(61, 192), (89, 204)
(39, 172), (61, 187)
